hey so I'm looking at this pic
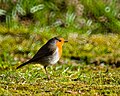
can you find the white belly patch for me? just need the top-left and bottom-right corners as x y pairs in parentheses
(50, 47), (60, 64)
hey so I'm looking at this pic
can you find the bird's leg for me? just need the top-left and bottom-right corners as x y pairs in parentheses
(44, 66), (50, 80)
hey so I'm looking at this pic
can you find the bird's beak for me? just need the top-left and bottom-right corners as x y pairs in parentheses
(64, 40), (68, 42)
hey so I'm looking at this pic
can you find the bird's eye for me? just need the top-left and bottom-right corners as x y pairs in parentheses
(58, 39), (61, 42)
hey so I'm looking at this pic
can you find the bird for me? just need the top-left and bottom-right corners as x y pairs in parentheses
(17, 37), (68, 79)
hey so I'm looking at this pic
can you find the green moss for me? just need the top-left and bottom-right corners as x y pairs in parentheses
(0, 64), (120, 95)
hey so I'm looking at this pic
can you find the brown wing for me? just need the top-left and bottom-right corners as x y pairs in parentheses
(28, 42), (56, 62)
(17, 41), (56, 69)
(17, 37), (57, 69)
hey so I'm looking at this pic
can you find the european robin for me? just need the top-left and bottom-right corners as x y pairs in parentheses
(17, 37), (68, 79)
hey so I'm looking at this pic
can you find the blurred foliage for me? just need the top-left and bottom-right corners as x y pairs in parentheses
(0, 26), (120, 70)
(0, 0), (120, 33)
(0, 0), (120, 68)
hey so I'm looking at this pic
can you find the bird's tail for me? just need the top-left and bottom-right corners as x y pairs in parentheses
(16, 60), (31, 69)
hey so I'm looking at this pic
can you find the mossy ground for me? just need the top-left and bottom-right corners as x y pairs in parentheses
(0, 26), (120, 95)
(0, 63), (120, 95)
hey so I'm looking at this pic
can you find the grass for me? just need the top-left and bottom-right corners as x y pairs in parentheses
(0, 26), (120, 95)
(0, 63), (120, 95)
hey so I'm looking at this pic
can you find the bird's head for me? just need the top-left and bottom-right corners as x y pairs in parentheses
(47, 36), (68, 49)
(46, 37), (68, 57)
(54, 37), (68, 46)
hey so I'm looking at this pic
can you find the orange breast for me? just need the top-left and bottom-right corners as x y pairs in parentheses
(56, 42), (62, 57)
